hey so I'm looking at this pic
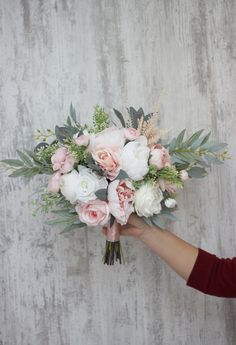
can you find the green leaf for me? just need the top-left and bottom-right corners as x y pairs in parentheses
(168, 137), (177, 152)
(16, 150), (33, 166)
(9, 167), (34, 177)
(115, 169), (129, 180)
(187, 167), (208, 178)
(67, 116), (72, 126)
(150, 215), (166, 229)
(175, 129), (186, 148)
(46, 218), (75, 226)
(160, 210), (179, 221)
(55, 126), (73, 142)
(128, 107), (139, 129)
(184, 129), (204, 147)
(205, 142), (228, 152)
(204, 154), (223, 165)
(113, 108), (126, 128)
(171, 154), (186, 164)
(60, 223), (85, 234)
(1, 159), (24, 167)
(70, 103), (77, 123)
(136, 108), (145, 118)
(95, 189), (107, 201)
(200, 131), (211, 145)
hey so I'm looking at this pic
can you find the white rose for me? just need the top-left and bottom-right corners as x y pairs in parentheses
(60, 167), (108, 204)
(134, 183), (163, 217)
(164, 198), (177, 208)
(121, 136), (150, 181)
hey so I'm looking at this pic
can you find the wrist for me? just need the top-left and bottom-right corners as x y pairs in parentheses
(138, 224), (157, 241)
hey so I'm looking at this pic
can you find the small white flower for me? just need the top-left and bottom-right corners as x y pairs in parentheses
(60, 167), (108, 204)
(134, 183), (163, 217)
(164, 198), (177, 208)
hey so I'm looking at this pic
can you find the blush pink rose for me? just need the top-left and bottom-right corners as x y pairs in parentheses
(149, 144), (171, 170)
(51, 147), (75, 174)
(76, 199), (110, 226)
(75, 135), (89, 146)
(48, 171), (61, 193)
(92, 147), (121, 181)
(124, 128), (140, 141)
(108, 180), (135, 225)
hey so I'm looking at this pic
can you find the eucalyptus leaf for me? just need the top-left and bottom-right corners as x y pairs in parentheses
(115, 169), (129, 180)
(187, 167), (207, 178)
(184, 129), (204, 147)
(113, 108), (126, 128)
(60, 223), (85, 234)
(70, 103), (77, 123)
(1, 159), (24, 167)
(175, 129), (186, 148)
(150, 215), (166, 229)
(16, 150), (33, 166)
(95, 189), (107, 201)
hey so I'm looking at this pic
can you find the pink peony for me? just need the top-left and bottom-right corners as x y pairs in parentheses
(51, 147), (75, 174)
(76, 199), (110, 226)
(108, 179), (135, 225)
(74, 135), (89, 147)
(92, 147), (121, 181)
(124, 128), (140, 141)
(48, 171), (61, 193)
(88, 127), (125, 151)
(149, 144), (171, 170)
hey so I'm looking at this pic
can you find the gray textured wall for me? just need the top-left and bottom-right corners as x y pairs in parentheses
(0, 0), (236, 344)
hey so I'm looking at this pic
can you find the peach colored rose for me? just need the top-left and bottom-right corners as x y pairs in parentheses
(108, 180), (135, 225)
(48, 171), (61, 193)
(76, 199), (110, 226)
(92, 147), (121, 181)
(74, 135), (89, 146)
(149, 144), (171, 170)
(124, 128), (140, 141)
(51, 147), (75, 174)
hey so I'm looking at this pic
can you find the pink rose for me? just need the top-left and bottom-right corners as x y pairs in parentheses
(88, 127), (125, 152)
(180, 170), (189, 181)
(92, 147), (121, 181)
(76, 199), (110, 226)
(48, 171), (61, 193)
(108, 180), (135, 225)
(75, 135), (89, 146)
(149, 144), (171, 170)
(51, 147), (75, 174)
(124, 128), (140, 141)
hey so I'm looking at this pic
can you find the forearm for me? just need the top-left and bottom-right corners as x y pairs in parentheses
(139, 226), (199, 281)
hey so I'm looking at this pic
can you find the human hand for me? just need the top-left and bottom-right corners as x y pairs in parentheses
(102, 213), (153, 239)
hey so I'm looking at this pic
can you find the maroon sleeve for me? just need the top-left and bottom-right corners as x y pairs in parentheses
(186, 248), (236, 298)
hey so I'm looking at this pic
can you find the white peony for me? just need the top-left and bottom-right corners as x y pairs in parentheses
(164, 198), (177, 208)
(60, 166), (108, 204)
(134, 183), (163, 217)
(121, 136), (150, 181)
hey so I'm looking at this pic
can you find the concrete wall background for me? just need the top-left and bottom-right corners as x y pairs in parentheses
(0, 0), (236, 344)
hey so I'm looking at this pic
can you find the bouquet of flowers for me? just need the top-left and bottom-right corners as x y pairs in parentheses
(1, 105), (229, 265)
